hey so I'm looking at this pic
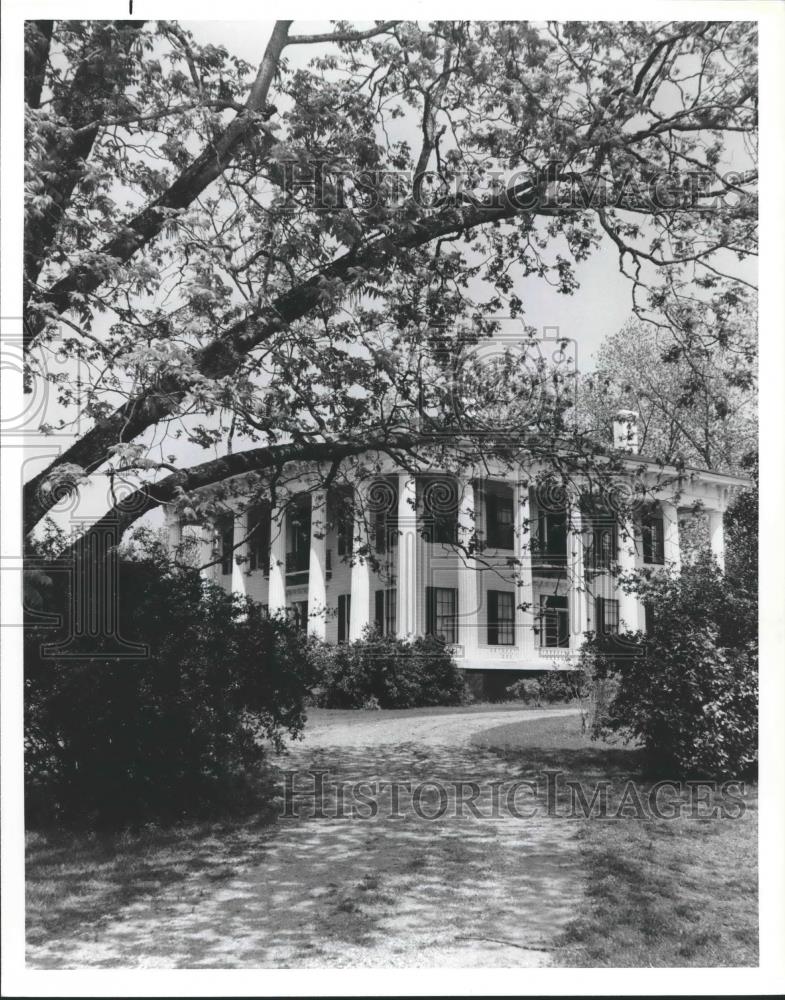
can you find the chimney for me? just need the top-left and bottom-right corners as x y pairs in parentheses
(613, 409), (639, 454)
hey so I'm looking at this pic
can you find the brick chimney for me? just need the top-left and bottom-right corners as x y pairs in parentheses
(613, 409), (639, 454)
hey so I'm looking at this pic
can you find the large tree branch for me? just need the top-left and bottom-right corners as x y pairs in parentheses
(286, 21), (401, 45)
(58, 432), (428, 561)
(23, 167), (562, 535)
(24, 20), (292, 354)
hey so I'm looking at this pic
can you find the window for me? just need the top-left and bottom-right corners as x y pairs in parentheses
(535, 509), (567, 560)
(540, 594), (569, 647)
(642, 512), (665, 565)
(595, 596), (620, 636)
(337, 507), (354, 557)
(425, 586), (457, 644)
(291, 600), (308, 632)
(219, 517), (234, 576)
(487, 590), (515, 646)
(486, 491), (514, 549)
(337, 593), (351, 643)
(374, 588), (397, 636)
(589, 522), (617, 570)
(286, 499), (311, 574)
(422, 478), (458, 545)
(248, 502), (271, 574)
(374, 510), (399, 553)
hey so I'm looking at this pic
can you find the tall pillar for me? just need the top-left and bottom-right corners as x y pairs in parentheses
(164, 505), (182, 558)
(661, 500), (681, 572)
(268, 503), (287, 615)
(567, 504), (589, 649)
(231, 511), (248, 596)
(199, 523), (216, 584)
(396, 475), (418, 638)
(616, 515), (641, 630)
(457, 477), (479, 658)
(308, 491), (328, 639)
(349, 484), (371, 640)
(708, 509), (725, 571)
(515, 475), (535, 658)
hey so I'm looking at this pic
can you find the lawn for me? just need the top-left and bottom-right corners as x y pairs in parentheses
(472, 713), (759, 967)
(25, 705), (757, 968)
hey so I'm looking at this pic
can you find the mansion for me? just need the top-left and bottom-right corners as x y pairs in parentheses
(164, 413), (746, 673)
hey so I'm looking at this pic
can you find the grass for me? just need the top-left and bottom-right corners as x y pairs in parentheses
(472, 714), (758, 968)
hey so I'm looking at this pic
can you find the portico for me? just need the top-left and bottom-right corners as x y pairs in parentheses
(166, 452), (746, 673)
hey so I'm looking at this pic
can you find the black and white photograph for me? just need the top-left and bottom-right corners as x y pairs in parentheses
(2, 2), (784, 996)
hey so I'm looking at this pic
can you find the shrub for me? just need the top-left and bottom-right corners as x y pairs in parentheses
(25, 542), (317, 828)
(580, 552), (757, 778)
(505, 670), (585, 705)
(312, 631), (467, 709)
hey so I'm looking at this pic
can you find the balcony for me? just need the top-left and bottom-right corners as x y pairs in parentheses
(285, 550), (309, 580)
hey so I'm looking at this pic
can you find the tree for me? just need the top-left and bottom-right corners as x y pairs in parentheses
(23, 20), (757, 548)
(579, 311), (756, 473)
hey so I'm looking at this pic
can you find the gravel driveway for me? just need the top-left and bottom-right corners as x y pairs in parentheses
(28, 706), (585, 969)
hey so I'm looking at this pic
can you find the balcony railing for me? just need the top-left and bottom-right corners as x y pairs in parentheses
(285, 550), (309, 575)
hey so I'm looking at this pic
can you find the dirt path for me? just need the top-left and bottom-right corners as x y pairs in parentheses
(28, 707), (585, 969)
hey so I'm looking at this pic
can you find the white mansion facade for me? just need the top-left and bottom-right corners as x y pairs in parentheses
(164, 415), (746, 673)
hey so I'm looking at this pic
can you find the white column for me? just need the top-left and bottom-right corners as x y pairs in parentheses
(349, 484), (371, 640)
(164, 505), (182, 558)
(515, 475), (535, 658)
(457, 477), (479, 659)
(567, 504), (589, 648)
(616, 515), (641, 630)
(708, 509), (725, 571)
(230, 511), (248, 596)
(661, 500), (681, 572)
(199, 523), (216, 584)
(268, 504), (287, 615)
(308, 491), (328, 639)
(396, 475), (418, 638)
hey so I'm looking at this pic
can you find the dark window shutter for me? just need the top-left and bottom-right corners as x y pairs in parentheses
(375, 590), (384, 633)
(595, 596), (605, 635)
(425, 586), (435, 636)
(220, 518), (234, 575)
(487, 590), (499, 645)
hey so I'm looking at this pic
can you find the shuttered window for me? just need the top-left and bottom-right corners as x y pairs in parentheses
(642, 513), (665, 565)
(337, 593), (351, 643)
(425, 587), (457, 644)
(487, 590), (515, 646)
(486, 492), (514, 549)
(374, 588), (397, 636)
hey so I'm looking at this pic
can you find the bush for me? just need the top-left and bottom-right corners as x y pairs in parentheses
(505, 670), (586, 705)
(25, 541), (317, 828)
(580, 552), (757, 778)
(312, 631), (467, 709)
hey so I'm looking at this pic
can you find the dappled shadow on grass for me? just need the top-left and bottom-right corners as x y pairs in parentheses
(469, 713), (759, 968)
(27, 734), (587, 969)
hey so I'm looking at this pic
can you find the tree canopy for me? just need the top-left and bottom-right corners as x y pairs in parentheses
(23, 19), (757, 545)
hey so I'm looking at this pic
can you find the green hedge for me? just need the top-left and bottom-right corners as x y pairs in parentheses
(310, 631), (467, 709)
(25, 549), (317, 828)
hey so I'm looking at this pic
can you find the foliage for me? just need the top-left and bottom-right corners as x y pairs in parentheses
(580, 551), (757, 778)
(25, 542), (318, 828)
(504, 670), (586, 705)
(579, 315), (757, 473)
(22, 19), (758, 545)
(310, 630), (467, 709)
